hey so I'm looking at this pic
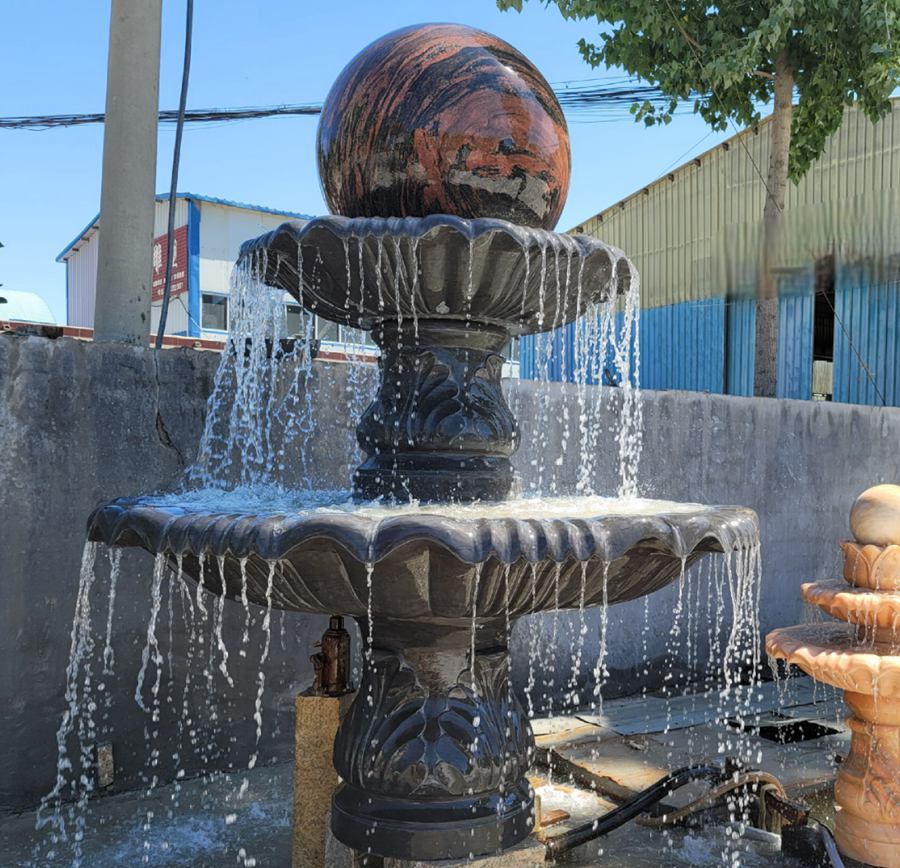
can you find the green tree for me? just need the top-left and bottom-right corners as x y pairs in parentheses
(499, 0), (899, 396)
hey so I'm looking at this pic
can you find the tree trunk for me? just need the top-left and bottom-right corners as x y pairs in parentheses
(754, 47), (794, 397)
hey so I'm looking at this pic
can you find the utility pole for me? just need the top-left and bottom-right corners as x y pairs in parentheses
(93, 0), (162, 344)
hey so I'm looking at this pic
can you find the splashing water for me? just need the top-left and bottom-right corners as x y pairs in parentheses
(34, 222), (776, 866)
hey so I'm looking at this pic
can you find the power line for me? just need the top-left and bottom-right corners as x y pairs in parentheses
(0, 103), (323, 130)
(0, 80), (697, 131)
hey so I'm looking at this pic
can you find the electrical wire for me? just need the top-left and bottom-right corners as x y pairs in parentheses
(817, 823), (847, 868)
(154, 0), (193, 350)
(0, 80), (695, 130)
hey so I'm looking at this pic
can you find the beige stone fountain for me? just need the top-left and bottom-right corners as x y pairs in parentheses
(767, 484), (900, 868)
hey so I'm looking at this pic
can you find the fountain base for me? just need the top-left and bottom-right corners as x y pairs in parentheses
(834, 692), (900, 868)
(332, 780), (534, 861)
(766, 623), (900, 868)
(330, 625), (535, 860)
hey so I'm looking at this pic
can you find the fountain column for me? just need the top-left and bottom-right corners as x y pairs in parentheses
(354, 321), (518, 503)
(330, 621), (534, 861)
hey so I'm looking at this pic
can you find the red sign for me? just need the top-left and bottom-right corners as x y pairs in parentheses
(151, 224), (189, 301)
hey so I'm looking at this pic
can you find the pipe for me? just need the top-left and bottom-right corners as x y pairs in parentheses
(817, 824), (846, 868)
(155, 0), (194, 348)
(639, 770), (788, 829)
(543, 764), (728, 859)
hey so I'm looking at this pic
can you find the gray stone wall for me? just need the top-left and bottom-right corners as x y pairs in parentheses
(509, 381), (900, 700)
(0, 335), (360, 812)
(2, 334), (899, 811)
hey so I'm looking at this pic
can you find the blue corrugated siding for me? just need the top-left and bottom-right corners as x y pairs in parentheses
(520, 268), (900, 407)
(776, 268), (814, 400)
(520, 333), (536, 380)
(726, 297), (756, 396)
(519, 302), (723, 391)
(834, 263), (898, 406)
(640, 301), (725, 392)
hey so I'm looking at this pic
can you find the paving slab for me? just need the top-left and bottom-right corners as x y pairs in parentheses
(565, 676), (842, 736)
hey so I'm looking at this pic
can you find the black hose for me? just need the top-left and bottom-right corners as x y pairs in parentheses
(544, 763), (728, 859)
(155, 0), (194, 350)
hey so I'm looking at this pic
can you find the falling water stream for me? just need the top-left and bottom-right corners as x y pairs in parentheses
(31, 236), (772, 867)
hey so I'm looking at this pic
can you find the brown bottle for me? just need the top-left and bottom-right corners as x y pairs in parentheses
(311, 615), (352, 696)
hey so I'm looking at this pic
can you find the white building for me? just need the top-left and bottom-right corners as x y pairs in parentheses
(57, 193), (518, 371)
(57, 193), (375, 346)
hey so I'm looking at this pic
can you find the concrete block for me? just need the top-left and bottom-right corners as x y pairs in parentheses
(293, 692), (354, 868)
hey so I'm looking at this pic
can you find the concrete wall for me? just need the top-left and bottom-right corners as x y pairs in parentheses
(3, 334), (900, 812)
(0, 335), (362, 812)
(508, 381), (900, 700)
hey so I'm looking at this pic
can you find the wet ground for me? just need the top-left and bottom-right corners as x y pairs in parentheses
(2, 677), (851, 867)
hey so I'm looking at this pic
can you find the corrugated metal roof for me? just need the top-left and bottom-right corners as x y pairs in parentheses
(56, 193), (314, 262)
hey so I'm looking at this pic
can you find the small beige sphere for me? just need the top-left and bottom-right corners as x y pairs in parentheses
(850, 484), (900, 546)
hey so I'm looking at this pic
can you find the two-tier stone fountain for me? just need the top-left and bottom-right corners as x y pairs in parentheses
(87, 24), (759, 862)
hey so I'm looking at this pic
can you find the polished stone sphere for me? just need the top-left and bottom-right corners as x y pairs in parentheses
(317, 23), (571, 230)
(850, 483), (900, 547)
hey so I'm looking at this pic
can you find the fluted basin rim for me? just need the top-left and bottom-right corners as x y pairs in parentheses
(238, 214), (630, 336)
(766, 622), (900, 699)
(87, 497), (758, 566)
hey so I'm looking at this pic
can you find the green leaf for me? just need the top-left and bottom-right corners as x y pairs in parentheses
(496, 0), (899, 185)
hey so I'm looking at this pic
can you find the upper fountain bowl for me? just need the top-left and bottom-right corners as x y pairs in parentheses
(241, 214), (629, 337)
(317, 23), (571, 230)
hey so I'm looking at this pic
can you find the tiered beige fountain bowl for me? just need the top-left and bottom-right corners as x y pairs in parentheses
(767, 484), (900, 868)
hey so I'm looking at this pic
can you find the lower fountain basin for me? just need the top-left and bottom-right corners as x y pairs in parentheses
(86, 493), (758, 622)
(87, 491), (758, 861)
(766, 622), (900, 699)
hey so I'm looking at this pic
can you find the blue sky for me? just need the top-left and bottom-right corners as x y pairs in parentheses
(0, 0), (733, 323)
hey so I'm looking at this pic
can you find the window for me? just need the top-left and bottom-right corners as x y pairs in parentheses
(202, 293), (228, 331)
(340, 326), (377, 348)
(285, 303), (305, 336)
(316, 317), (340, 343)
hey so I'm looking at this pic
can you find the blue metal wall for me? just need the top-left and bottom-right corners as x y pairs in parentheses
(726, 298), (756, 396)
(833, 263), (899, 406)
(641, 300), (725, 392)
(775, 268), (814, 400)
(520, 263), (900, 409)
(521, 300), (730, 393)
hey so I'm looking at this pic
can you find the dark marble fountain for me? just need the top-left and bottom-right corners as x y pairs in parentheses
(87, 24), (758, 862)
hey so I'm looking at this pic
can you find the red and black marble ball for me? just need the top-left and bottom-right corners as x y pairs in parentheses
(317, 23), (571, 230)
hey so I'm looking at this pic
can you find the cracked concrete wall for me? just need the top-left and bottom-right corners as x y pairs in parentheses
(3, 334), (900, 812)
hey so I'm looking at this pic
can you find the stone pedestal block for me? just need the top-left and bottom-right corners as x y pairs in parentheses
(294, 692), (355, 868)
